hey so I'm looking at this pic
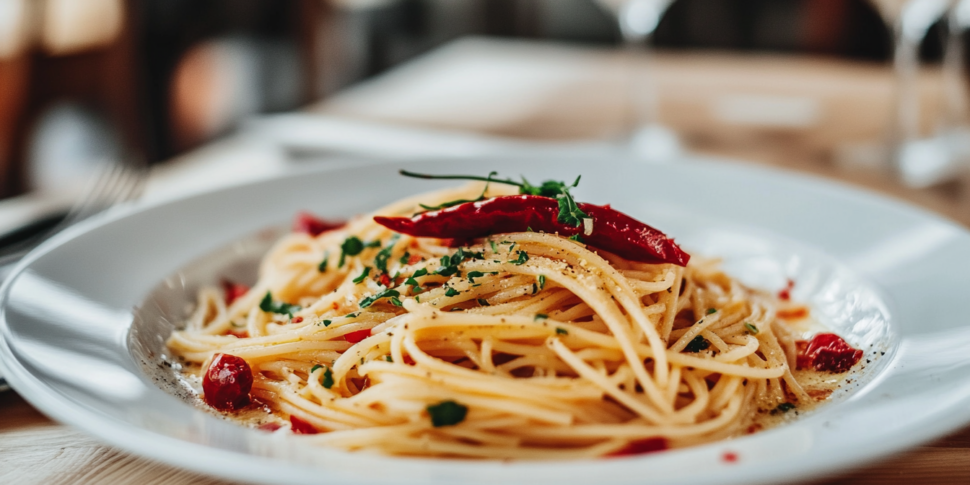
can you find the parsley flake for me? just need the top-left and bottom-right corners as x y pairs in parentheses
(744, 323), (759, 335)
(467, 271), (485, 283)
(535, 314), (548, 321)
(359, 288), (400, 308)
(259, 291), (301, 317)
(374, 235), (400, 274)
(317, 252), (330, 272)
(310, 364), (322, 374)
(445, 287), (460, 297)
(685, 336), (710, 353)
(511, 251), (529, 265)
(390, 297), (403, 307)
(555, 327), (568, 335)
(538, 275), (546, 290)
(706, 308), (717, 315)
(353, 267), (371, 284)
(477, 298), (490, 306)
(322, 367), (334, 389)
(339, 237), (365, 267)
(399, 252), (411, 265)
(426, 400), (468, 427)
(771, 402), (795, 414)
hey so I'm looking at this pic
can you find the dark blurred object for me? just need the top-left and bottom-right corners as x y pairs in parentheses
(0, 0), (955, 201)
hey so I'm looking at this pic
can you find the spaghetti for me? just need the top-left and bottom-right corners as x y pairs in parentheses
(166, 180), (856, 459)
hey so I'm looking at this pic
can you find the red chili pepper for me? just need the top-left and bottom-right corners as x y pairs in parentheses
(796, 333), (862, 373)
(222, 280), (249, 306)
(373, 195), (689, 266)
(293, 211), (345, 236)
(344, 329), (371, 343)
(608, 437), (668, 457)
(203, 353), (253, 411)
(289, 415), (319, 435)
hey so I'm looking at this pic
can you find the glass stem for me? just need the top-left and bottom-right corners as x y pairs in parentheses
(890, 22), (922, 174)
(624, 34), (658, 133)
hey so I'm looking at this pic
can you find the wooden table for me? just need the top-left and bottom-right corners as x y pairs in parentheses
(3, 37), (970, 484)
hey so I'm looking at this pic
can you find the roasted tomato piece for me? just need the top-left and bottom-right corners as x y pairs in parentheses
(344, 329), (371, 344)
(796, 333), (862, 373)
(203, 353), (253, 411)
(222, 280), (249, 305)
(293, 211), (344, 236)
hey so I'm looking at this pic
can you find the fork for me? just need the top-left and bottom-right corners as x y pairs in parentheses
(0, 158), (147, 391)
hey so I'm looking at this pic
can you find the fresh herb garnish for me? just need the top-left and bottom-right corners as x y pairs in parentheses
(531, 283), (538, 294)
(555, 327), (567, 335)
(322, 366), (334, 389)
(321, 319), (332, 327)
(418, 171), (498, 211)
(400, 170), (588, 228)
(390, 297), (403, 307)
(772, 402), (795, 414)
(477, 298), (490, 306)
(685, 336), (710, 353)
(259, 291), (301, 317)
(359, 288), (401, 308)
(538, 275), (546, 290)
(374, 235), (400, 274)
(318, 252), (330, 273)
(568, 234), (583, 242)
(385, 355), (393, 362)
(413, 268), (428, 278)
(353, 267), (371, 284)
(445, 287), (460, 297)
(744, 322), (759, 335)
(364, 240), (381, 249)
(535, 314), (548, 321)
(489, 240), (498, 253)
(339, 236), (365, 267)
(511, 251), (529, 265)
(426, 400), (468, 427)
(467, 271), (485, 283)
(399, 251), (411, 265)
(706, 308), (717, 315)
(310, 364), (322, 374)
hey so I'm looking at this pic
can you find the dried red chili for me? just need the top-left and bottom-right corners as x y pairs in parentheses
(796, 333), (862, 373)
(608, 437), (668, 457)
(202, 353), (253, 411)
(221, 280), (249, 306)
(293, 211), (344, 236)
(289, 415), (319, 434)
(374, 195), (689, 266)
(344, 329), (371, 343)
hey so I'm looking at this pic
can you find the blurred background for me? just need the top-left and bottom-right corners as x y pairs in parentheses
(0, 0), (966, 209)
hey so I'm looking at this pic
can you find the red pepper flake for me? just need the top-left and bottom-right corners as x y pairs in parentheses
(344, 329), (371, 343)
(407, 254), (423, 265)
(331, 302), (340, 310)
(722, 451), (739, 463)
(778, 279), (795, 301)
(796, 333), (863, 373)
(202, 353), (253, 411)
(293, 211), (344, 236)
(222, 280), (249, 306)
(291, 316), (304, 323)
(289, 415), (319, 435)
(608, 437), (668, 457)
(379, 273), (392, 287)
(777, 306), (809, 320)
(745, 424), (762, 434)
(258, 422), (282, 432)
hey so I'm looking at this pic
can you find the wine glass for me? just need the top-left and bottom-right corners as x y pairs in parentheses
(594, 0), (679, 162)
(867, 0), (953, 185)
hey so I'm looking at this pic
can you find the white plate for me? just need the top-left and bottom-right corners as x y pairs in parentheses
(2, 155), (970, 485)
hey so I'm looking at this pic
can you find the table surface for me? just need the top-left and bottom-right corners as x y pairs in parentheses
(3, 37), (970, 485)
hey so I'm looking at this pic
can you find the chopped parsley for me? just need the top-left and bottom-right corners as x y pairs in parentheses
(321, 319), (332, 327)
(373, 235), (400, 274)
(413, 268), (429, 278)
(467, 271), (485, 283)
(339, 236), (365, 267)
(489, 240), (498, 253)
(706, 308), (717, 315)
(353, 267), (371, 284)
(445, 287), (460, 297)
(555, 327), (568, 335)
(772, 402), (795, 414)
(535, 314), (548, 321)
(426, 400), (468, 427)
(568, 234), (583, 242)
(744, 322), (759, 335)
(390, 297), (403, 307)
(685, 336), (710, 353)
(322, 366), (334, 389)
(477, 298), (490, 306)
(359, 288), (401, 308)
(385, 355), (393, 362)
(310, 364), (322, 373)
(538, 275), (546, 290)
(259, 291), (301, 317)
(510, 251), (529, 265)
(399, 252), (411, 265)
(317, 252), (329, 272)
